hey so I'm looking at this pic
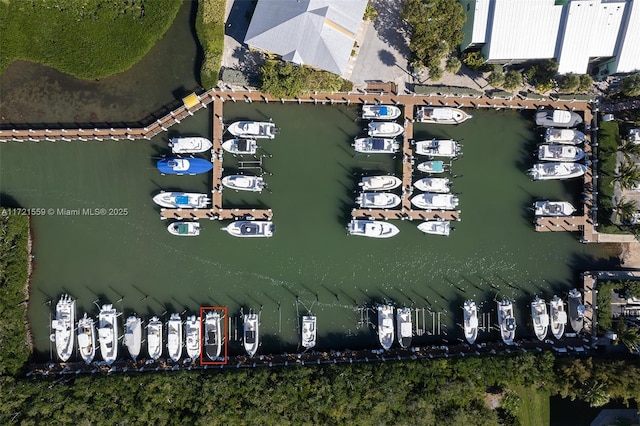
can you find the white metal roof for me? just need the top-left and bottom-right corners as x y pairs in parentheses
(471, 0), (491, 45)
(615, 0), (640, 73)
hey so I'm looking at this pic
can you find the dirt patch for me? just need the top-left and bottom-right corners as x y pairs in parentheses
(619, 242), (640, 268)
(484, 392), (502, 410)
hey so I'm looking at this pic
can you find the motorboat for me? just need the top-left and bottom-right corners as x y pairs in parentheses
(463, 300), (478, 344)
(410, 193), (459, 210)
(222, 220), (274, 238)
(167, 221), (200, 236)
(414, 139), (461, 158)
(534, 201), (576, 217)
(416, 160), (446, 174)
(353, 137), (400, 154)
(377, 304), (395, 351)
(205, 311), (223, 360)
(497, 300), (516, 345)
(51, 294), (75, 362)
(152, 192), (209, 209)
(527, 163), (587, 180)
(568, 288), (585, 333)
(221, 175), (265, 192)
(538, 144), (585, 162)
(535, 109), (583, 128)
(531, 296), (549, 341)
(417, 220), (451, 236)
(243, 313), (260, 357)
(77, 313), (96, 364)
(549, 295), (567, 340)
(416, 106), (472, 124)
(98, 304), (118, 364)
(167, 313), (183, 362)
(123, 315), (142, 361)
(545, 128), (586, 145)
(367, 121), (404, 137)
(347, 219), (400, 238)
(396, 307), (412, 349)
(228, 121), (277, 139)
(413, 177), (451, 193)
(185, 315), (201, 360)
(147, 316), (163, 361)
(359, 175), (402, 191)
(356, 192), (401, 208)
(221, 138), (258, 155)
(157, 158), (213, 175)
(301, 315), (317, 349)
(361, 104), (402, 120)
(168, 136), (212, 154)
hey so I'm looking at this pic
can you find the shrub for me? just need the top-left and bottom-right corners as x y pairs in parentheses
(503, 70), (523, 91)
(429, 65), (443, 82)
(221, 68), (250, 87)
(364, 2), (378, 21)
(445, 56), (462, 74)
(259, 59), (351, 98)
(462, 51), (486, 71)
(621, 73), (640, 97)
(487, 67), (505, 88)
(557, 74), (580, 93)
(577, 74), (593, 93)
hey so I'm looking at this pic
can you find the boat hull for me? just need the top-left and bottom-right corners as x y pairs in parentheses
(549, 296), (567, 340)
(534, 201), (576, 217)
(221, 138), (258, 154)
(538, 144), (585, 162)
(347, 220), (400, 238)
(356, 192), (401, 208)
(367, 122), (404, 137)
(353, 137), (399, 154)
(416, 107), (472, 124)
(413, 177), (450, 193)
(223, 220), (274, 238)
(362, 105), (402, 120)
(243, 313), (259, 357)
(221, 175), (265, 192)
(98, 305), (118, 364)
(531, 298), (549, 341)
(359, 175), (402, 191)
(167, 221), (200, 236)
(53, 294), (75, 362)
(416, 161), (445, 174)
(568, 289), (585, 333)
(169, 137), (212, 154)
(147, 318), (163, 361)
(463, 300), (478, 344)
(528, 163), (587, 180)
(417, 221), (451, 236)
(205, 312), (223, 360)
(153, 192), (209, 209)
(301, 316), (317, 349)
(124, 316), (142, 361)
(377, 305), (395, 351)
(396, 307), (412, 349)
(77, 313), (95, 364)
(167, 314), (183, 362)
(497, 300), (516, 345)
(544, 128), (585, 145)
(535, 109), (583, 128)
(410, 193), (459, 210)
(228, 121), (277, 139)
(414, 140), (461, 158)
(157, 158), (213, 175)
(185, 316), (201, 360)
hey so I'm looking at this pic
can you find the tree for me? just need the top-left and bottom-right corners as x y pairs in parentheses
(618, 140), (640, 162)
(577, 74), (593, 93)
(445, 56), (461, 74)
(557, 74), (580, 93)
(615, 197), (638, 224)
(622, 73), (640, 97)
(503, 70), (523, 91)
(462, 51), (485, 71)
(487, 65), (505, 88)
(429, 65), (444, 81)
(614, 161), (640, 190)
(618, 324), (640, 353)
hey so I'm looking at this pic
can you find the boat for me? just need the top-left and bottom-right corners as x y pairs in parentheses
(347, 219), (400, 238)
(51, 294), (75, 362)
(228, 121), (277, 139)
(356, 192), (401, 208)
(167, 313), (183, 362)
(152, 192), (209, 209)
(359, 175), (402, 191)
(123, 315), (142, 361)
(147, 316), (163, 361)
(221, 138), (258, 155)
(568, 288), (585, 333)
(549, 295), (567, 340)
(97, 304), (118, 364)
(301, 315), (317, 349)
(243, 313), (260, 357)
(534, 201), (576, 217)
(414, 139), (461, 158)
(416, 160), (446, 174)
(76, 313), (95, 364)
(497, 299), (516, 345)
(221, 175), (265, 192)
(538, 144), (585, 162)
(204, 311), (223, 360)
(168, 136), (213, 154)
(396, 307), (412, 349)
(361, 104), (402, 120)
(410, 193), (459, 210)
(167, 221), (200, 236)
(184, 315), (201, 360)
(222, 220), (274, 238)
(544, 128), (586, 145)
(417, 220), (451, 236)
(156, 158), (213, 175)
(527, 163), (587, 180)
(377, 304), (395, 351)
(353, 137), (400, 154)
(531, 296), (550, 341)
(367, 121), (404, 137)
(535, 109), (583, 128)
(416, 106), (472, 124)
(463, 300), (478, 344)
(413, 177), (451, 193)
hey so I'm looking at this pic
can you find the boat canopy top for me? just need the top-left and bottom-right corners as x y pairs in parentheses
(505, 317), (516, 331)
(177, 224), (190, 234)
(378, 106), (388, 115)
(553, 110), (571, 123)
(372, 139), (385, 150)
(430, 161), (444, 172)
(175, 196), (189, 205)
(429, 108), (456, 120)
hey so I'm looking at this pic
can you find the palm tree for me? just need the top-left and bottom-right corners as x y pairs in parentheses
(615, 197), (638, 224)
(618, 140), (640, 162)
(614, 161), (640, 190)
(619, 325), (640, 353)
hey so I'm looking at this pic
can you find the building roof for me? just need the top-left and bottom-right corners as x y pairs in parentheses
(615, 0), (640, 73)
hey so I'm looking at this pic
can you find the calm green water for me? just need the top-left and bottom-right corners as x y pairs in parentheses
(0, 104), (616, 358)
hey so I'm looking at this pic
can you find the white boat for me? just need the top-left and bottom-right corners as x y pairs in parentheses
(243, 313), (260, 357)
(301, 315), (317, 349)
(221, 175), (265, 192)
(98, 304), (118, 364)
(228, 121), (277, 139)
(538, 144), (585, 162)
(167, 313), (183, 362)
(205, 311), (223, 360)
(52, 294), (75, 362)
(527, 163), (587, 180)
(410, 193), (459, 210)
(416, 160), (446, 174)
(417, 220), (451, 236)
(416, 106), (472, 124)
(534, 201), (576, 217)
(545, 128), (586, 145)
(353, 137), (400, 154)
(396, 307), (412, 348)
(123, 315), (142, 361)
(153, 192), (209, 209)
(167, 221), (200, 236)
(347, 219), (400, 238)
(76, 313), (95, 364)
(377, 304), (395, 351)
(147, 316), (163, 361)
(497, 300), (516, 345)
(549, 295), (567, 340)
(413, 177), (450, 193)
(222, 220), (274, 238)
(185, 315), (201, 360)
(359, 175), (402, 191)
(414, 139), (461, 158)
(361, 104), (402, 120)
(367, 121), (404, 137)
(356, 192), (401, 208)
(463, 300), (478, 344)
(168, 136), (213, 154)
(531, 296), (549, 341)
(568, 288), (585, 334)
(221, 138), (258, 155)
(535, 109), (582, 128)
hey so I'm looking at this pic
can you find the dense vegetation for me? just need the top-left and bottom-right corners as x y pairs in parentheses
(622, 73), (640, 97)
(259, 59), (353, 98)
(598, 120), (622, 232)
(0, 0), (181, 79)
(195, 0), (225, 88)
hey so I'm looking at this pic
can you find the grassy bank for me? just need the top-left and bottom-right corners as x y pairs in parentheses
(259, 59), (353, 98)
(514, 385), (551, 426)
(597, 120), (620, 231)
(195, 0), (225, 88)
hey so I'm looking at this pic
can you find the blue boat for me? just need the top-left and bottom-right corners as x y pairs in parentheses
(157, 158), (213, 175)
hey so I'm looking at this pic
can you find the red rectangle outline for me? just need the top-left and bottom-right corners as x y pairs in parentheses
(199, 306), (228, 365)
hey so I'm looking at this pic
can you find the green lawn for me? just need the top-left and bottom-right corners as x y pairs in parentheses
(514, 385), (551, 426)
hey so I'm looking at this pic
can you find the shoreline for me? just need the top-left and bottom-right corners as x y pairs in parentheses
(619, 241), (640, 268)
(25, 216), (34, 352)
